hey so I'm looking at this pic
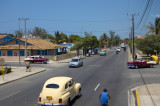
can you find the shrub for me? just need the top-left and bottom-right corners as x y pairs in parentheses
(0, 67), (12, 75)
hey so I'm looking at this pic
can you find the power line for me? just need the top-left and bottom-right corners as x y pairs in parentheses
(30, 18), (126, 23)
(136, 0), (153, 35)
(136, 0), (153, 29)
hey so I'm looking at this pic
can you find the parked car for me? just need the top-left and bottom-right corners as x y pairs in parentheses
(69, 57), (83, 68)
(150, 55), (159, 65)
(127, 59), (156, 69)
(37, 76), (81, 106)
(99, 49), (106, 56)
(24, 56), (48, 64)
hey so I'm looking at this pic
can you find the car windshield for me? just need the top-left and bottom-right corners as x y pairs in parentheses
(71, 59), (78, 62)
(101, 50), (106, 52)
(46, 84), (59, 89)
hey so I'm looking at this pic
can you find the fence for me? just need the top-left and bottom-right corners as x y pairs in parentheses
(53, 52), (77, 61)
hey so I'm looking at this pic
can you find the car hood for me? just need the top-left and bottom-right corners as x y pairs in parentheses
(69, 62), (79, 64)
(100, 52), (105, 53)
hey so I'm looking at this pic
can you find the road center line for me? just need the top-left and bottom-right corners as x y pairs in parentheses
(94, 83), (100, 91)
(0, 91), (21, 101)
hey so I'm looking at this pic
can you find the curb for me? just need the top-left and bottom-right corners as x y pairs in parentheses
(58, 62), (69, 63)
(0, 69), (46, 86)
(136, 90), (141, 106)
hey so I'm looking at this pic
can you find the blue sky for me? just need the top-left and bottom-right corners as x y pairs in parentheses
(0, 0), (159, 39)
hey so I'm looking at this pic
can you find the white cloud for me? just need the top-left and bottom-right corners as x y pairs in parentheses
(155, 14), (160, 17)
(152, 14), (160, 18)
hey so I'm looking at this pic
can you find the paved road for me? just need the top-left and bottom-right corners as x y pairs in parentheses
(0, 47), (159, 106)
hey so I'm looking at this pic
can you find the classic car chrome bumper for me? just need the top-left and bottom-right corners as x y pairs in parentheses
(37, 102), (63, 106)
(128, 64), (135, 68)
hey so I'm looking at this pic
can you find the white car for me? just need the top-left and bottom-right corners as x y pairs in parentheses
(69, 58), (83, 68)
(116, 47), (121, 52)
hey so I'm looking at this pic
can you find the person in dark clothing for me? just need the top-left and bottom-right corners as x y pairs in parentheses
(135, 54), (137, 59)
(99, 88), (111, 106)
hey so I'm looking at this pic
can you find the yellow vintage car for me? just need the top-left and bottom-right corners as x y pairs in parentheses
(150, 55), (159, 65)
(37, 76), (81, 106)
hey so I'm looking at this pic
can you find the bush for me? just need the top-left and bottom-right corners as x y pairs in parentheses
(0, 67), (12, 75)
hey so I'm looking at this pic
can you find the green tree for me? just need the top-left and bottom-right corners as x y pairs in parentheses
(41, 34), (55, 43)
(54, 31), (61, 44)
(155, 17), (160, 35)
(60, 32), (68, 43)
(69, 34), (82, 42)
(90, 36), (99, 49)
(109, 30), (115, 40)
(136, 35), (160, 55)
(32, 27), (47, 36)
(54, 31), (69, 44)
(70, 42), (83, 56)
(15, 30), (23, 38)
(146, 17), (160, 35)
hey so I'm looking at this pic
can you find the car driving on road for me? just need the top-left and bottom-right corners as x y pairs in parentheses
(116, 47), (121, 52)
(37, 76), (81, 106)
(99, 49), (106, 56)
(69, 57), (83, 68)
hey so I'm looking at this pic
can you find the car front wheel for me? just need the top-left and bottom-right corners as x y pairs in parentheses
(77, 88), (81, 98)
(150, 65), (153, 68)
(66, 99), (70, 106)
(135, 65), (138, 69)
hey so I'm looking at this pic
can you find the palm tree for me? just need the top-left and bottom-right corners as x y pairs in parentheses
(155, 17), (160, 35)
(146, 22), (156, 34)
(146, 17), (160, 35)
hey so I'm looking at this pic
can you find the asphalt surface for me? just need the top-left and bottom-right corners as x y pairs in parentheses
(0, 47), (159, 106)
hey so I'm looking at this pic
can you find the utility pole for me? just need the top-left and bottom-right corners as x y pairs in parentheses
(132, 14), (135, 62)
(18, 18), (21, 67)
(19, 17), (29, 58)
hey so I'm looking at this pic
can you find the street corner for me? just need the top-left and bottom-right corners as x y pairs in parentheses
(129, 86), (140, 106)
(129, 83), (160, 106)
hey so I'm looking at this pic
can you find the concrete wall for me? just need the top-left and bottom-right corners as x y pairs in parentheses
(0, 56), (25, 62)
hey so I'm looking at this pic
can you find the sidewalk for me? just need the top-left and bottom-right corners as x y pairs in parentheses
(0, 56), (86, 86)
(137, 84), (160, 106)
(129, 48), (160, 106)
(0, 67), (46, 86)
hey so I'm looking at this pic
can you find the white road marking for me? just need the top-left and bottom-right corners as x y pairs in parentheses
(94, 83), (100, 91)
(0, 91), (21, 101)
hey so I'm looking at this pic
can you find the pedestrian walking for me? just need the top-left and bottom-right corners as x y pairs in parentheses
(99, 88), (111, 106)
(25, 61), (30, 72)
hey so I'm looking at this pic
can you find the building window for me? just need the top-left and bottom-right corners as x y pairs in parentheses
(16, 40), (19, 44)
(20, 51), (24, 56)
(42, 50), (45, 55)
(7, 51), (13, 56)
(45, 50), (47, 55)
(37, 50), (40, 55)
(48, 50), (51, 55)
